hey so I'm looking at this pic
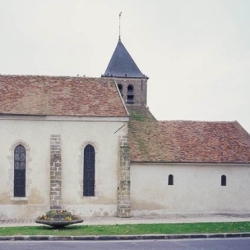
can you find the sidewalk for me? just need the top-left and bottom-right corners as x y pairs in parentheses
(1, 213), (250, 227)
(1, 214), (250, 241)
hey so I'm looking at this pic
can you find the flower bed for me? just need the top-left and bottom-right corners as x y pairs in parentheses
(35, 210), (83, 228)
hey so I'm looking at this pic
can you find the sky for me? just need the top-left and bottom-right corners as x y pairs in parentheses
(0, 0), (250, 133)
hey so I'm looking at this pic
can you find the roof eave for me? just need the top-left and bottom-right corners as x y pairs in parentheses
(102, 75), (149, 79)
(130, 161), (250, 165)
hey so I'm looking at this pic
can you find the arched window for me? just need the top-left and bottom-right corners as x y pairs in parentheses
(221, 175), (226, 186)
(83, 145), (95, 196)
(118, 84), (123, 96)
(168, 174), (174, 185)
(14, 145), (26, 197)
(127, 84), (134, 104)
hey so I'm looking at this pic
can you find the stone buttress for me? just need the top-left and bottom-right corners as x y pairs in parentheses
(50, 135), (62, 210)
(117, 136), (131, 217)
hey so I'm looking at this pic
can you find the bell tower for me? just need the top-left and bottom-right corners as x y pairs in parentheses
(102, 37), (148, 106)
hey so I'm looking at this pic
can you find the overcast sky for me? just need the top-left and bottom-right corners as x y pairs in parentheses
(0, 0), (250, 133)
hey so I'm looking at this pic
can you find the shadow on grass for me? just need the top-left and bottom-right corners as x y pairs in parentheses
(36, 225), (85, 231)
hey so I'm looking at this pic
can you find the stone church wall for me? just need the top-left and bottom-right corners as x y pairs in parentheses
(0, 117), (128, 219)
(130, 163), (250, 215)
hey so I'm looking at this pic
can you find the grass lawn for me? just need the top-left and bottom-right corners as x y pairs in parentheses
(0, 222), (250, 236)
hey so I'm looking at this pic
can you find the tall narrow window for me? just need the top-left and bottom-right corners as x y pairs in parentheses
(127, 84), (134, 104)
(14, 145), (26, 197)
(168, 174), (174, 185)
(83, 145), (95, 196)
(118, 84), (123, 96)
(221, 175), (226, 186)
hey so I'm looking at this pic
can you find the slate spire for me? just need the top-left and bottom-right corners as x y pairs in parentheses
(103, 39), (146, 78)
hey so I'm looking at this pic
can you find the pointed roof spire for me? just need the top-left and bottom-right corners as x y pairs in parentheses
(103, 39), (145, 78)
(103, 12), (147, 78)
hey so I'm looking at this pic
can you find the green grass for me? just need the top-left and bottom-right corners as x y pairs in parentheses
(0, 222), (250, 236)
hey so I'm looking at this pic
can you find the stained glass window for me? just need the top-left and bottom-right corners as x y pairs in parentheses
(14, 145), (26, 197)
(83, 145), (95, 196)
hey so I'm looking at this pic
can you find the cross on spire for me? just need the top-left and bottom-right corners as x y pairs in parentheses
(119, 12), (122, 41)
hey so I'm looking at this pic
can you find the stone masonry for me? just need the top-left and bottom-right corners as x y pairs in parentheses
(115, 78), (148, 106)
(50, 135), (62, 210)
(117, 136), (131, 218)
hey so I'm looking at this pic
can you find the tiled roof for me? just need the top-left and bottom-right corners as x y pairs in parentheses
(103, 39), (146, 78)
(0, 75), (128, 117)
(128, 106), (250, 163)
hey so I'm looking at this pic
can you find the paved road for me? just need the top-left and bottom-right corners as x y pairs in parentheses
(0, 238), (250, 250)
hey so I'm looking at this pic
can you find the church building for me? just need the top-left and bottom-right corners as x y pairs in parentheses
(0, 36), (250, 219)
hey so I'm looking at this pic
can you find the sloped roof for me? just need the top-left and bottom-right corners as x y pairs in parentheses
(128, 106), (250, 164)
(0, 75), (128, 117)
(103, 39), (146, 78)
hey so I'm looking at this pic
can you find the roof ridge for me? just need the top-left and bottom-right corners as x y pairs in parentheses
(0, 74), (102, 79)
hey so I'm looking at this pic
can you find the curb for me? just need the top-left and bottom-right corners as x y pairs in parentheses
(0, 233), (250, 241)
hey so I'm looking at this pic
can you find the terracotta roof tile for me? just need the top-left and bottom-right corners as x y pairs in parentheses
(0, 75), (128, 117)
(128, 106), (250, 163)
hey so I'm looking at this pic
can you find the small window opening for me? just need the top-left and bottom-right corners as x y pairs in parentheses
(127, 85), (134, 104)
(221, 175), (226, 186)
(168, 174), (174, 185)
(118, 84), (123, 96)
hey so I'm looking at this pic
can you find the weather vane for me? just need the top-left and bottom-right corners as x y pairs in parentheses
(119, 12), (122, 41)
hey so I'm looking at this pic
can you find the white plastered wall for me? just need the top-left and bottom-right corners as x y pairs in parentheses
(131, 163), (250, 216)
(0, 117), (128, 219)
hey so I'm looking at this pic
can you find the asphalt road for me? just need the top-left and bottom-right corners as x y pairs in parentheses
(0, 238), (250, 250)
